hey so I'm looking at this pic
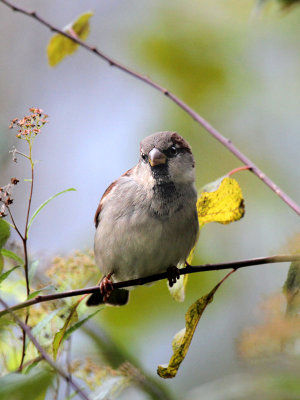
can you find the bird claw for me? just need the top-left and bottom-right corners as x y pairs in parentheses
(167, 266), (180, 287)
(100, 273), (114, 301)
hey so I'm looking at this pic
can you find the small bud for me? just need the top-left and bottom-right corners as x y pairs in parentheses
(5, 197), (13, 205)
(11, 177), (19, 185)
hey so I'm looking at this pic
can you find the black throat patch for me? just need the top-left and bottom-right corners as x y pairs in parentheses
(151, 164), (182, 217)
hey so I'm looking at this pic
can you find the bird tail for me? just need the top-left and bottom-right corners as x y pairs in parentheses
(86, 289), (129, 306)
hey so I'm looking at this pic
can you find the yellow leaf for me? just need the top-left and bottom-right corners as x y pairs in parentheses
(157, 282), (219, 379)
(197, 176), (245, 227)
(168, 270), (188, 303)
(168, 236), (198, 302)
(47, 11), (94, 67)
(168, 176), (243, 303)
(53, 302), (79, 360)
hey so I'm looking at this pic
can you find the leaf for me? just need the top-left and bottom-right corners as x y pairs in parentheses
(0, 255), (3, 274)
(168, 176), (244, 303)
(64, 309), (100, 341)
(53, 302), (79, 360)
(0, 219), (10, 248)
(47, 12), (94, 67)
(283, 259), (300, 316)
(0, 265), (21, 285)
(92, 376), (128, 400)
(26, 308), (62, 349)
(23, 358), (43, 375)
(197, 176), (245, 228)
(0, 368), (53, 400)
(168, 274), (188, 303)
(0, 248), (24, 265)
(27, 285), (56, 300)
(279, 0), (300, 9)
(27, 188), (76, 233)
(158, 279), (224, 379)
(29, 260), (39, 284)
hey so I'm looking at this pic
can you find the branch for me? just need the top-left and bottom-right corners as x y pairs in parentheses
(0, 298), (91, 400)
(1, 0), (299, 216)
(0, 254), (299, 317)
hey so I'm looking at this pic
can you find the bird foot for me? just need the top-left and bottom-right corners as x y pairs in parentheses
(100, 273), (114, 302)
(166, 266), (180, 287)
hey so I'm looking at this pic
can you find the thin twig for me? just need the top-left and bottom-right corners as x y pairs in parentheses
(23, 161), (34, 295)
(0, 254), (299, 317)
(16, 355), (43, 372)
(7, 206), (24, 241)
(0, 0), (299, 216)
(0, 297), (90, 400)
(65, 337), (72, 400)
(7, 204), (29, 371)
(18, 135), (35, 371)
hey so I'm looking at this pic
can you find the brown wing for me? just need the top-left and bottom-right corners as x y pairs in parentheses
(94, 167), (134, 228)
(94, 181), (117, 228)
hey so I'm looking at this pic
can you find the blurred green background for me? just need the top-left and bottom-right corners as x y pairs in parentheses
(0, 0), (300, 398)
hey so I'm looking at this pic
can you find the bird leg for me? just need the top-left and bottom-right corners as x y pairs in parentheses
(166, 266), (180, 287)
(100, 272), (114, 301)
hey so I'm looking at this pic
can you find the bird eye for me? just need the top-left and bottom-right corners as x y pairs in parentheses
(166, 145), (178, 157)
(141, 153), (148, 162)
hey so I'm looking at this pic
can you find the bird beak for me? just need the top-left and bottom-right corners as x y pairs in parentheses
(148, 148), (167, 167)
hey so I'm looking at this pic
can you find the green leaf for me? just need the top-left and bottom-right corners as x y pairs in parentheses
(23, 358), (43, 375)
(27, 188), (76, 233)
(0, 265), (21, 285)
(27, 285), (56, 300)
(53, 303), (79, 360)
(0, 255), (3, 274)
(47, 12), (94, 67)
(279, 0), (300, 9)
(0, 248), (24, 265)
(29, 260), (39, 284)
(0, 219), (10, 248)
(64, 309), (100, 341)
(0, 368), (53, 400)
(283, 259), (300, 316)
(27, 308), (62, 349)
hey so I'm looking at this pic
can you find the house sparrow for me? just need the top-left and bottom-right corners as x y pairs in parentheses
(87, 131), (199, 306)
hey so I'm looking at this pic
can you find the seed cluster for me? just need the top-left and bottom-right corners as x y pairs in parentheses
(0, 178), (19, 217)
(9, 107), (48, 139)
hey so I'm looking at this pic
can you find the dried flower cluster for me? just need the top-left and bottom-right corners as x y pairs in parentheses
(47, 250), (99, 290)
(0, 177), (19, 217)
(9, 107), (48, 139)
(71, 358), (131, 392)
(238, 293), (300, 359)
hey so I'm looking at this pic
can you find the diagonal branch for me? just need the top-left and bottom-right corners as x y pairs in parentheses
(0, 254), (299, 317)
(0, 0), (299, 216)
(0, 297), (91, 400)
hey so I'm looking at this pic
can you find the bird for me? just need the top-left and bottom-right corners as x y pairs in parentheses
(87, 131), (199, 306)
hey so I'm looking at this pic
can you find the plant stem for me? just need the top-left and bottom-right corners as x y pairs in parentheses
(18, 140), (35, 371)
